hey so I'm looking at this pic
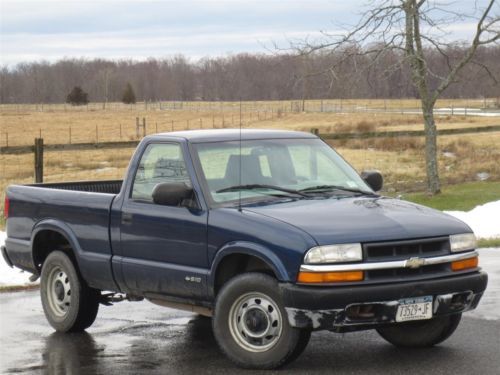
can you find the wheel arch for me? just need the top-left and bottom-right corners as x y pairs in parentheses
(31, 220), (82, 272)
(209, 241), (290, 298)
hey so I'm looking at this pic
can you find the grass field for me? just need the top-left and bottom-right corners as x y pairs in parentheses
(402, 181), (500, 211)
(1, 98), (500, 226)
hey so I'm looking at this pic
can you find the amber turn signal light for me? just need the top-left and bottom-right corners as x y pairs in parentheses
(298, 271), (364, 283)
(451, 256), (478, 271)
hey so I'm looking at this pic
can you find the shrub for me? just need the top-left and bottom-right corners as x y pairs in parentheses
(122, 83), (136, 104)
(66, 86), (89, 106)
(356, 120), (376, 132)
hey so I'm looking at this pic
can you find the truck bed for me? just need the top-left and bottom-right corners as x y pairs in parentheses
(5, 180), (123, 290)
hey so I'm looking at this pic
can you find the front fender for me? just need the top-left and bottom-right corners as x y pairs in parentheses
(208, 241), (290, 296)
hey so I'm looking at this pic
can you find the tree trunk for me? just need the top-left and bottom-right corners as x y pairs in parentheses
(422, 101), (441, 194)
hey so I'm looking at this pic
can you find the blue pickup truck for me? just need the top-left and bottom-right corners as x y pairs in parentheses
(2, 129), (487, 369)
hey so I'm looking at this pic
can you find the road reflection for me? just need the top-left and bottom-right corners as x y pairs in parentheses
(43, 332), (103, 375)
(40, 316), (218, 374)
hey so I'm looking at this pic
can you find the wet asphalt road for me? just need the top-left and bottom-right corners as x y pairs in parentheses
(1, 249), (499, 375)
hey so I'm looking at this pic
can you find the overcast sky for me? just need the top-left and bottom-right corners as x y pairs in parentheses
(0, 0), (489, 66)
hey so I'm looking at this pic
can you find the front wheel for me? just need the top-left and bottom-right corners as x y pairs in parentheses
(376, 313), (462, 348)
(213, 273), (310, 369)
(40, 251), (100, 332)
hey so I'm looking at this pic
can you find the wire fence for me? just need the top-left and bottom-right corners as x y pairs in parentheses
(1, 97), (499, 113)
(2, 99), (500, 148)
(1, 108), (290, 148)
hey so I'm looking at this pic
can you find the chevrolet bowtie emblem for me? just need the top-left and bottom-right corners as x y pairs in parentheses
(406, 257), (426, 269)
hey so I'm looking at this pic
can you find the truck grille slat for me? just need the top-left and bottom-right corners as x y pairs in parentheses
(363, 237), (452, 282)
(364, 237), (450, 262)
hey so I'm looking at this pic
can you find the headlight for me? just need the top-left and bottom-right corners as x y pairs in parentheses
(450, 233), (476, 252)
(304, 243), (363, 264)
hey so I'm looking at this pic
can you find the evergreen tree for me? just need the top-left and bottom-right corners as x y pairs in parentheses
(66, 86), (89, 105)
(122, 82), (136, 104)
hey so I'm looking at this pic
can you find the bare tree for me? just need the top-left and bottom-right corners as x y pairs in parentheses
(291, 0), (500, 194)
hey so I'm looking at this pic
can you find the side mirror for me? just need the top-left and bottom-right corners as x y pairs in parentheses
(152, 182), (193, 206)
(361, 170), (383, 192)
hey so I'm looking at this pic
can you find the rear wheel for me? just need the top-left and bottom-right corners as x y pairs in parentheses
(213, 273), (310, 369)
(376, 313), (462, 348)
(40, 251), (100, 332)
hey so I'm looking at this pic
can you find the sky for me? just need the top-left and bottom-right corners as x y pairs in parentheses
(0, 0), (493, 66)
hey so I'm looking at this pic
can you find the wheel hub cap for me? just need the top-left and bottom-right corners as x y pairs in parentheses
(54, 280), (65, 301)
(229, 292), (283, 352)
(244, 308), (269, 335)
(46, 267), (72, 317)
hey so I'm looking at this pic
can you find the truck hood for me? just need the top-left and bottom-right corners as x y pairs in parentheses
(244, 196), (472, 245)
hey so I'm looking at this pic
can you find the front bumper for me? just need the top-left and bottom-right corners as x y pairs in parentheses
(281, 271), (488, 331)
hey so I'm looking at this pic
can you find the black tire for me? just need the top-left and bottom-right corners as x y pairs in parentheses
(40, 251), (100, 332)
(212, 272), (311, 369)
(376, 313), (462, 348)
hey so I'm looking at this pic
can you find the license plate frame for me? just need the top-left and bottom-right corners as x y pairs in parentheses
(396, 295), (433, 322)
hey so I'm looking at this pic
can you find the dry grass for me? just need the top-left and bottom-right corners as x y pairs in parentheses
(1, 99), (498, 147)
(330, 130), (500, 192)
(1, 99), (499, 219)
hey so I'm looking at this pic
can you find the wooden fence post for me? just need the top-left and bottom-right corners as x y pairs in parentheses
(143, 118), (146, 136)
(34, 138), (44, 183)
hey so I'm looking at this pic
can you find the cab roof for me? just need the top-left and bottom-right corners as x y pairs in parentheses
(149, 129), (317, 143)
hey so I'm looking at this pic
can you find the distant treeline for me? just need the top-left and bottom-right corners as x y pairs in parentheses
(1, 46), (499, 104)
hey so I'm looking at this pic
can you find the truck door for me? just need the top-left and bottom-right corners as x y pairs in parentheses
(118, 142), (208, 298)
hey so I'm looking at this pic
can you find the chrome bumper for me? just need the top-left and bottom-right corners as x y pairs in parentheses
(299, 250), (478, 273)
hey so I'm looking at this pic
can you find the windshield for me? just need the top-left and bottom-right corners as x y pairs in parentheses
(193, 138), (372, 204)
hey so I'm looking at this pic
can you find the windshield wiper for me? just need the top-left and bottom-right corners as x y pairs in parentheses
(299, 184), (375, 195)
(216, 184), (309, 197)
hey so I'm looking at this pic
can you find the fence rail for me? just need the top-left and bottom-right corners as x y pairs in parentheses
(320, 124), (500, 140)
(3, 124), (499, 184)
(2, 125), (499, 156)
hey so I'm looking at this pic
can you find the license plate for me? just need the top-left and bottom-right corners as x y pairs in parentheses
(396, 296), (433, 322)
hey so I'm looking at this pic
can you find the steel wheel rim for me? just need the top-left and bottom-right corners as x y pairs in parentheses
(46, 266), (72, 317)
(228, 292), (283, 352)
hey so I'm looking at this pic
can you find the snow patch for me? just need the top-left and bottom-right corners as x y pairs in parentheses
(0, 231), (36, 287)
(95, 167), (117, 173)
(444, 200), (500, 239)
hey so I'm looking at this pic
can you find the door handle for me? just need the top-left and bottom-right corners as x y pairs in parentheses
(122, 212), (133, 225)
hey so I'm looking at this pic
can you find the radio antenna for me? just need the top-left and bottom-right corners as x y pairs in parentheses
(238, 98), (242, 212)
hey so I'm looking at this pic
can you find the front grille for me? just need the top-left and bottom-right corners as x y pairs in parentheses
(363, 237), (452, 283)
(364, 237), (450, 262)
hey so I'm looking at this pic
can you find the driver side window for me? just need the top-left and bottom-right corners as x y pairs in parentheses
(131, 143), (190, 201)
